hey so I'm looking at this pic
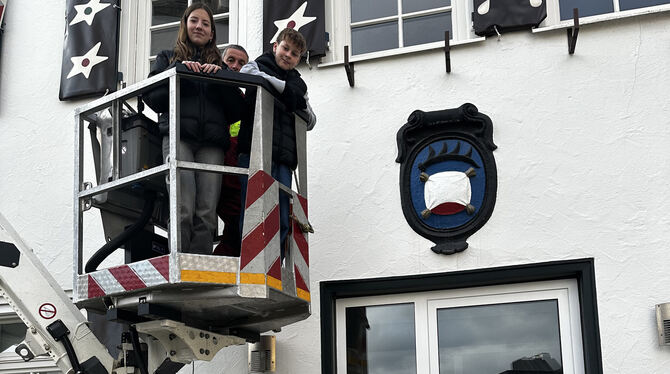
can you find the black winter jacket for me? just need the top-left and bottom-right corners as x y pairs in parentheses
(143, 50), (243, 149)
(237, 52), (308, 170)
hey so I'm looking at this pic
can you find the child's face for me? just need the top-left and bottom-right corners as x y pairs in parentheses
(273, 40), (302, 71)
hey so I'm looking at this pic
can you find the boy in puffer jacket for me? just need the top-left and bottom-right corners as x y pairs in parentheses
(237, 28), (316, 258)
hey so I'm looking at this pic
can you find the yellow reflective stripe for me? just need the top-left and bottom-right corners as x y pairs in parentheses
(296, 288), (311, 302)
(229, 120), (241, 137)
(240, 272), (266, 285)
(181, 270), (236, 284)
(267, 275), (282, 291)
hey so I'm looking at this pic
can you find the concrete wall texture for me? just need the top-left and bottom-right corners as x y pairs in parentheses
(0, 1), (669, 373)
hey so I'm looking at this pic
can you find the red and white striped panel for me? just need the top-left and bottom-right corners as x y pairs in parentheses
(79, 256), (170, 300)
(240, 170), (281, 290)
(291, 192), (310, 302)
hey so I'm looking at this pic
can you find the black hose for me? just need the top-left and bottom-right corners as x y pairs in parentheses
(85, 191), (156, 273)
(129, 326), (149, 374)
(61, 336), (84, 374)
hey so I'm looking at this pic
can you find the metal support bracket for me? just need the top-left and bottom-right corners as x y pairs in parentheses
(134, 319), (246, 364)
(344, 45), (355, 87)
(567, 8), (580, 55)
(445, 31), (451, 73)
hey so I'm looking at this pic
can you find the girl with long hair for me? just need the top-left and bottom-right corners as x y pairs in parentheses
(144, 3), (243, 254)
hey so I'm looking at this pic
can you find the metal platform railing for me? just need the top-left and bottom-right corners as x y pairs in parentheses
(72, 65), (311, 336)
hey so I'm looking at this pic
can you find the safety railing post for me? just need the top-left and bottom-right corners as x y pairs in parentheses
(168, 72), (181, 281)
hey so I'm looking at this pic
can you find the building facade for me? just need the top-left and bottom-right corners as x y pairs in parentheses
(1, 0), (669, 373)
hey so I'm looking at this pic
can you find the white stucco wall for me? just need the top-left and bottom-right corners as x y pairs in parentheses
(1, 1), (669, 373)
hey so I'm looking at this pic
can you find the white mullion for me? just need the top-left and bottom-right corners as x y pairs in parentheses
(229, 0), (238, 44)
(544, 0), (562, 25)
(212, 13), (230, 21)
(613, 0), (621, 12)
(456, 0), (472, 41)
(149, 20), (180, 32)
(139, 0), (152, 81)
(401, 6), (452, 20)
(398, 0), (404, 48)
(415, 297), (431, 374)
(344, 0), (353, 60)
(350, 14), (401, 28)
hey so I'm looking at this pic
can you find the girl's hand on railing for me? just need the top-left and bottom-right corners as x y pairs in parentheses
(200, 63), (222, 74)
(182, 61), (202, 73)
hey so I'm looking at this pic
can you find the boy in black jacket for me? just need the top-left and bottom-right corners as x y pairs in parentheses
(238, 28), (316, 258)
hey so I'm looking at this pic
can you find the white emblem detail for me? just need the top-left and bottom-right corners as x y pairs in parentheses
(69, 0), (111, 27)
(67, 42), (109, 79)
(477, 0), (490, 15)
(269, 2), (316, 45)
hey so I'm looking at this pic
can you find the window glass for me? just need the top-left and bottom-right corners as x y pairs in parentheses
(402, 0), (451, 13)
(0, 323), (25, 353)
(202, 0), (230, 13)
(351, 0), (398, 23)
(559, 0), (613, 20)
(619, 0), (670, 10)
(152, 0), (187, 25)
(214, 19), (229, 44)
(150, 0), (229, 57)
(150, 27), (179, 56)
(351, 21), (398, 55)
(436, 300), (562, 374)
(403, 12), (451, 47)
(346, 303), (417, 374)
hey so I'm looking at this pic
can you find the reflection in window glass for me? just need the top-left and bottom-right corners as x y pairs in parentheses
(150, 27), (179, 56)
(152, 0), (187, 25)
(202, 0), (230, 14)
(346, 303), (416, 374)
(437, 300), (562, 374)
(351, 0), (398, 23)
(352, 21), (398, 55)
(403, 12), (451, 47)
(0, 323), (25, 353)
(619, 0), (670, 11)
(559, 0), (613, 20)
(214, 19), (229, 44)
(402, 0), (451, 13)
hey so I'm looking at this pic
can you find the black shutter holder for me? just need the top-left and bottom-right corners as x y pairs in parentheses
(567, 8), (580, 54)
(344, 45), (355, 87)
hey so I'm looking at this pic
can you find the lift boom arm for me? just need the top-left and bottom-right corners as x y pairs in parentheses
(0, 211), (116, 374)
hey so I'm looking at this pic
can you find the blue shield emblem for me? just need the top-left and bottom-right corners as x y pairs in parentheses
(396, 104), (498, 254)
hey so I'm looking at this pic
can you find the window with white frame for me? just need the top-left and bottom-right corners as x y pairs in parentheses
(117, 0), (237, 85)
(324, 0), (670, 63)
(349, 0), (453, 55)
(336, 280), (584, 374)
(552, 0), (670, 21)
(320, 259), (603, 374)
(149, 0), (231, 58)
(325, 0), (478, 62)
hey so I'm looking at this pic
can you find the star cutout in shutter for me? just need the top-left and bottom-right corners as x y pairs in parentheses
(67, 42), (108, 79)
(269, 2), (316, 45)
(70, 0), (111, 27)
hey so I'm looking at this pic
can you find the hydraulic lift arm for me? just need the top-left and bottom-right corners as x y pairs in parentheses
(0, 211), (116, 374)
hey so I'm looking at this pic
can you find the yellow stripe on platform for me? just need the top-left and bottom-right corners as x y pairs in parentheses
(267, 275), (282, 291)
(181, 270), (236, 284)
(297, 288), (311, 302)
(240, 272), (266, 285)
